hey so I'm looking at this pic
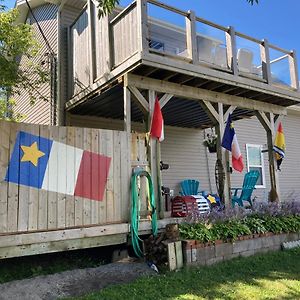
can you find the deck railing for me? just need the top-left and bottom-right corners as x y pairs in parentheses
(70, 0), (299, 96)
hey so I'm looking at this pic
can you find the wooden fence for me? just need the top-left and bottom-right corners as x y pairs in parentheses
(0, 121), (130, 235)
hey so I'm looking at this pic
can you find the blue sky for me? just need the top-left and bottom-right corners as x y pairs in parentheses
(4, 0), (300, 82)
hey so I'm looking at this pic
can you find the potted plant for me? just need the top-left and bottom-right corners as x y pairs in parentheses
(203, 131), (218, 153)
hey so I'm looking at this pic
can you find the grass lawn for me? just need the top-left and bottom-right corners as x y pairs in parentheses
(68, 248), (300, 300)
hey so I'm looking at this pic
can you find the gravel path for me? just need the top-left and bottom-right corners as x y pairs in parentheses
(0, 259), (157, 300)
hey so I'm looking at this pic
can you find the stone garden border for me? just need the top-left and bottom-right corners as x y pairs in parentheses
(182, 232), (300, 266)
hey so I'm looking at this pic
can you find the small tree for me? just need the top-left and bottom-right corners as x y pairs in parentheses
(0, 1), (49, 119)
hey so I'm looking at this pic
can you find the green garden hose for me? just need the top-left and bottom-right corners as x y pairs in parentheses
(131, 168), (158, 258)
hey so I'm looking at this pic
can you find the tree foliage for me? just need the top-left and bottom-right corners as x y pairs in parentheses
(0, 1), (49, 119)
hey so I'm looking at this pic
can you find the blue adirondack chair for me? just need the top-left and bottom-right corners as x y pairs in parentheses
(231, 170), (260, 207)
(180, 179), (200, 196)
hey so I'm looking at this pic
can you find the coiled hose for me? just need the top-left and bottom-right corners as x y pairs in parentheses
(131, 169), (158, 257)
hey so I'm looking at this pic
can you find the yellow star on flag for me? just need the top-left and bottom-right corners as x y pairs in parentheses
(21, 142), (45, 167)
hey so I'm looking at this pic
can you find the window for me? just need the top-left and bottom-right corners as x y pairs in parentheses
(246, 144), (265, 188)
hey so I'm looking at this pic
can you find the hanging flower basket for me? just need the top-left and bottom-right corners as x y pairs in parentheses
(203, 130), (217, 153)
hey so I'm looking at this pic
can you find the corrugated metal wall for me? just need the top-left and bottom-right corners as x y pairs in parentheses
(14, 4), (58, 125)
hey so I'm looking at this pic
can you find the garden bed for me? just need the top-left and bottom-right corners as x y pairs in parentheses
(182, 232), (300, 266)
(179, 201), (300, 266)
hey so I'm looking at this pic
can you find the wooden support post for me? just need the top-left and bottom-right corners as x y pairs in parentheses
(224, 105), (237, 122)
(216, 103), (231, 207)
(185, 10), (197, 64)
(289, 50), (300, 91)
(123, 84), (131, 133)
(260, 39), (272, 84)
(226, 26), (238, 75)
(136, 0), (148, 55)
(159, 94), (173, 108)
(255, 111), (280, 201)
(87, 0), (96, 84)
(128, 86), (149, 115)
(148, 91), (162, 218)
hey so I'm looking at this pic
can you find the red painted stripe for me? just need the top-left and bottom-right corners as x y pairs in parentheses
(74, 151), (111, 201)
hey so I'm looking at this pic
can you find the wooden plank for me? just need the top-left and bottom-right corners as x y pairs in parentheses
(255, 111), (272, 131)
(87, 0), (96, 84)
(201, 100), (219, 122)
(185, 10), (197, 63)
(17, 123), (30, 232)
(27, 124), (40, 231)
(0, 234), (127, 260)
(159, 94), (173, 108)
(175, 241), (183, 269)
(0, 121), (11, 233)
(289, 50), (300, 91)
(167, 242), (177, 271)
(65, 126), (76, 228)
(47, 126), (59, 230)
(127, 74), (287, 115)
(98, 130), (107, 224)
(120, 132), (130, 222)
(224, 105), (237, 121)
(128, 85), (149, 114)
(141, 53), (300, 102)
(74, 127), (84, 226)
(260, 39), (272, 84)
(124, 85), (132, 132)
(106, 130), (114, 223)
(82, 127), (92, 225)
(90, 128), (99, 225)
(226, 26), (238, 75)
(113, 131), (122, 222)
(7, 122), (20, 233)
(38, 125), (49, 231)
(136, 0), (148, 54)
(56, 126), (67, 229)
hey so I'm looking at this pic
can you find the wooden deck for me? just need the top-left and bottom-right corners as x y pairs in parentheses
(66, 0), (300, 115)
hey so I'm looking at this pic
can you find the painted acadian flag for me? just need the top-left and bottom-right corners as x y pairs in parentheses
(273, 122), (285, 170)
(5, 131), (111, 201)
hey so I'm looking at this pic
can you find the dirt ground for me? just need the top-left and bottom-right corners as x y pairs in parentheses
(0, 258), (157, 300)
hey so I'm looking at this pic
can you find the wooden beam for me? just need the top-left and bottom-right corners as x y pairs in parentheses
(136, 0), (148, 54)
(185, 10), (197, 64)
(127, 74), (287, 115)
(159, 94), (173, 108)
(123, 86), (131, 133)
(128, 85), (149, 114)
(260, 39), (272, 84)
(201, 100), (219, 123)
(255, 111), (272, 132)
(87, 0), (96, 84)
(226, 26), (238, 75)
(224, 105), (237, 121)
(289, 50), (300, 91)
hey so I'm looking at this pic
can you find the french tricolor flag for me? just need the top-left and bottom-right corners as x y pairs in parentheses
(221, 114), (244, 172)
(5, 131), (111, 201)
(150, 97), (164, 142)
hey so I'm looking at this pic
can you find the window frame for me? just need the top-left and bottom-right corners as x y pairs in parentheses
(246, 144), (265, 188)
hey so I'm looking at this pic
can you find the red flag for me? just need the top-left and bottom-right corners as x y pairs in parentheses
(150, 97), (164, 142)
